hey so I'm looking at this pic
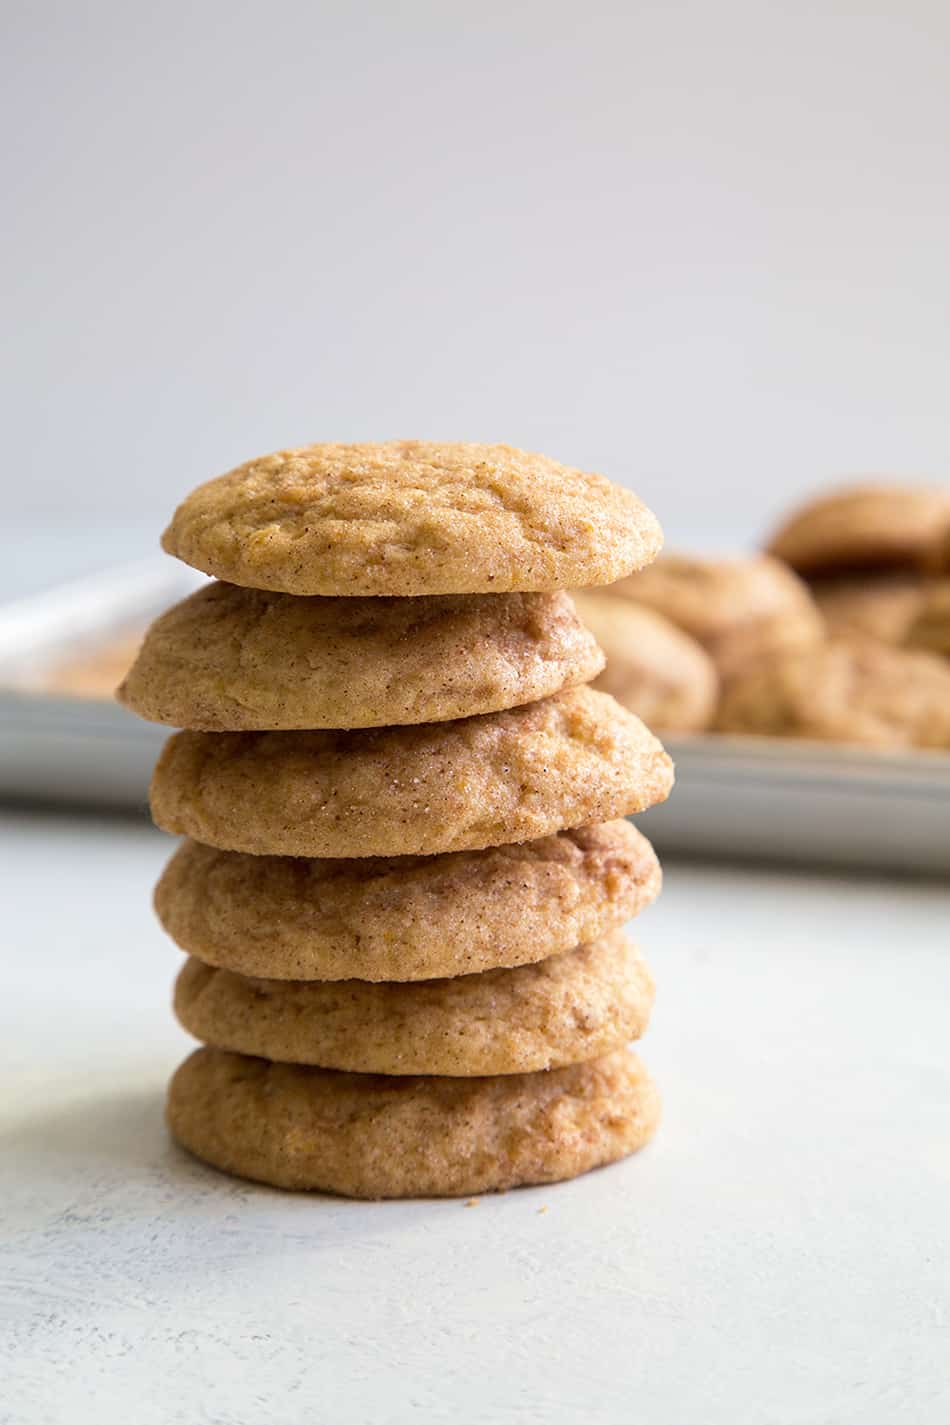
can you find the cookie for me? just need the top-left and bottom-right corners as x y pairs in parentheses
(173, 930), (653, 1077)
(926, 520), (950, 574)
(904, 581), (950, 657)
(160, 441), (662, 597)
(811, 573), (930, 645)
(611, 554), (822, 679)
(166, 1045), (659, 1197)
(118, 583), (604, 731)
(149, 687), (674, 858)
(766, 483), (950, 577)
(570, 591), (717, 732)
(715, 637), (950, 747)
(154, 820), (660, 981)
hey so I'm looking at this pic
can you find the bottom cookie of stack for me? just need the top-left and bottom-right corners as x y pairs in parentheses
(167, 1045), (660, 1199)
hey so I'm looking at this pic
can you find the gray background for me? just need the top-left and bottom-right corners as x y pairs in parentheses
(3, 0), (950, 552)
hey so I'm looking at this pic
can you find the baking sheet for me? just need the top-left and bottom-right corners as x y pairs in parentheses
(0, 561), (200, 810)
(1, 561), (948, 873)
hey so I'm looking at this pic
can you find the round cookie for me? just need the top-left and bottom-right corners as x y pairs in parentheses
(173, 931), (653, 1077)
(166, 1045), (660, 1197)
(766, 483), (950, 577)
(904, 581), (950, 657)
(149, 686), (675, 858)
(811, 573), (930, 645)
(715, 637), (950, 748)
(611, 554), (823, 679)
(570, 591), (717, 732)
(118, 584), (604, 731)
(160, 441), (663, 597)
(154, 820), (661, 981)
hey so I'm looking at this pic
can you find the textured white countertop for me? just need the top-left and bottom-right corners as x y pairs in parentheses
(3, 806), (948, 1424)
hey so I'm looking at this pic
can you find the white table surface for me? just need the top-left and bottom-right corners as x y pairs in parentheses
(2, 806), (948, 1425)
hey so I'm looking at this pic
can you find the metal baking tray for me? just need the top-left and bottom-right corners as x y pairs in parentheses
(0, 561), (201, 810)
(1, 561), (948, 873)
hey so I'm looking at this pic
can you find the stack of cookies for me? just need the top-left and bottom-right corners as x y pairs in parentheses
(120, 441), (674, 1199)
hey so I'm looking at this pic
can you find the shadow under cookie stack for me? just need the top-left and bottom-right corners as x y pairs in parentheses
(120, 442), (674, 1199)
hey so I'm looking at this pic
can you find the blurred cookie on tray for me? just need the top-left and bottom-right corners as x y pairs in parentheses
(904, 581), (950, 659)
(715, 636), (950, 748)
(926, 519), (950, 574)
(569, 590), (718, 733)
(765, 482), (950, 577)
(766, 481), (950, 645)
(607, 553), (823, 680)
(808, 573), (930, 645)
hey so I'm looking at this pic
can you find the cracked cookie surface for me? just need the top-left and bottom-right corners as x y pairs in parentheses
(155, 820), (660, 981)
(173, 931), (653, 1076)
(119, 583), (603, 730)
(161, 441), (663, 596)
(149, 686), (674, 857)
(167, 1045), (660, 1197)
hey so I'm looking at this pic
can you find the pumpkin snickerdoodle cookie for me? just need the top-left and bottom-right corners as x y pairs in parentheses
(155, 820), (660, 981)
(173, 931), (653, 1077)
(611, 553), (822, 679)
(716, 637), (950, 747)
(766, 482), (950, 577)
(149, 686), (674, 858)
(810, 573), (930, 645)
(569, 591), (717, 732)
(161, 441), (663, 597)
(118, 583), (603, 730)
(904, 582), (950, 657)
(927, 520), (950, 574)
(167, 1045), (660, 1197)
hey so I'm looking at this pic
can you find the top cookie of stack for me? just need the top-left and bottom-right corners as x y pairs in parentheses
(123, 440), (673, 1199)
(158, 439), (662, 597)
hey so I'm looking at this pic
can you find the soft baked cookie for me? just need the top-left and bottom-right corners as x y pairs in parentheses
(926, 520), (950, 574)
(118, 583), (604, 730)
(904, 581), (950, 657)
(173, 931), (653, 1077)
(167, 1045), (660, 1197)
(149, 687), (674, 858)
(570, 591), (717, 732)
(811, 573), (930, 645)
(154, 821), (660, 981)
(766, 483), (950, 577)
(715, 637), (950, 747)
(161, 441), (663, 597)
(611, 554), (823, 679)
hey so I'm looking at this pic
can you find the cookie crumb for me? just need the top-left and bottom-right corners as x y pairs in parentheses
(465, 1198), (480, 1207)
